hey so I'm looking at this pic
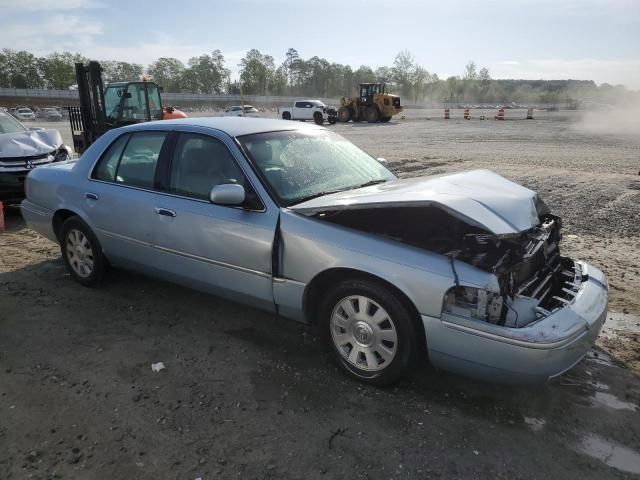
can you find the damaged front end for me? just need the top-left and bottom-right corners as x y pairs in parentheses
(304, 203), (580, 329)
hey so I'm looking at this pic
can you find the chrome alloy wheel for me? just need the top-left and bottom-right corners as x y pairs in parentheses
(65, 229), (94, 278)
(330, 295), (398, 371)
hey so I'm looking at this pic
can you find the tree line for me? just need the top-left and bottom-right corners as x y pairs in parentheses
(0, 47), (632, 105)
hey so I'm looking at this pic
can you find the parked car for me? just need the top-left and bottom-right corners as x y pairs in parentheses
(20, 118), (608, 385)
(40, 108), (63, 121)
(279, 100), (338, 125)
(13, 107), (36, 121)
(0, 110), (72, 204)
(223, 105), (259, 117)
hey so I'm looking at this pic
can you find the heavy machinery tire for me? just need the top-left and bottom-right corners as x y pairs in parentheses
(380, 116), (391, 123)
(313, 112), (324, 125)
(366, 106), (380, 123)
(282, 112), (291, 120)
(337, 107), (351, 122)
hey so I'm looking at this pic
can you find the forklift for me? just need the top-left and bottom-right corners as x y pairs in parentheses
(68, 61), (186, 154)
(337, 83), (403, 123)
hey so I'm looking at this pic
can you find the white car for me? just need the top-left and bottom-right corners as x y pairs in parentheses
(279, 100), (337, 125)
(14, 107), (36, 121)
(223, 105), (260, 117)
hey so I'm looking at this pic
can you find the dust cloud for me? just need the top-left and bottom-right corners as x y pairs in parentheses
(574, 100), (640, 136)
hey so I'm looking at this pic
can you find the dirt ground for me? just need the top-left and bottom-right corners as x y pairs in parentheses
(1, 110), (640, 479)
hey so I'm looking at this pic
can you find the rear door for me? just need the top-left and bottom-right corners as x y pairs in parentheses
(86, 130), (168, 269)
(152, 129), (278, 310)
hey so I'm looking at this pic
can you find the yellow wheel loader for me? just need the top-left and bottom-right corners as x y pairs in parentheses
(337, 83), (403, 123)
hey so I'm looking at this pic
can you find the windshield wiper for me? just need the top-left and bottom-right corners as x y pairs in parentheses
(291, 179), (388, 206)
(350, 179), (388, 189)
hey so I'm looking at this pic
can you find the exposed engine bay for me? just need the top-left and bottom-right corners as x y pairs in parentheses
(310, 205), (581, 328)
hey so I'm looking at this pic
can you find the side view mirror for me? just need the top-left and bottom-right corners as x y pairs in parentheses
(377, 157), (388, 165)
(210, 183), (245, 206)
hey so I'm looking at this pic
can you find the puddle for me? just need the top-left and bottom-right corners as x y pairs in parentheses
(523, 416), (546, 432)
(578, 434), (640, 474)
(601, 312), (640, 339)
(591, 392), (638, 411)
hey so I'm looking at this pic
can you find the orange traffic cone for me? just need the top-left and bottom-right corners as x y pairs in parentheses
(444, 108), (450, 119)
(494, 108), (505, 120)
(526, 107), (534, 119)
(463, 108), (470, 120)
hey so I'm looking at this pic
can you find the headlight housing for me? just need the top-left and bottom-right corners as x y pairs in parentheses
(443, 286), (504, 323)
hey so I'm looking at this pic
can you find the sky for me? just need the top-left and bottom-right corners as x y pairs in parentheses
(1, 0), (639, 88)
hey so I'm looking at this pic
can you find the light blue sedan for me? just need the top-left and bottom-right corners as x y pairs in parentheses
(21, 118), (608, 385)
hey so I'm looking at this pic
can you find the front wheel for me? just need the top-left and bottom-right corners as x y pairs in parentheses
(313, 112), (324, 125)
(320, 279), (419, 385)
(282, 112), (291, 120)
(328, 117), (337, 125)
(60, 216), (107, 287)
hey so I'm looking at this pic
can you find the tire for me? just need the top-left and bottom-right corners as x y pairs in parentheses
(60, 216), (107, 287)
(282, 112), (291, 120)
(313, 112), (324, 125)
(366, 106), (380, 123)
(320, 279), (419, 386)
(328, 117), (337, 125)
(380, 116), (391, 123)
(337, 107), (351, 122)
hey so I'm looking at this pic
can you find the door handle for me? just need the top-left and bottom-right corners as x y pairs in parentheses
(155, 207), (176, 218)
(85, 192), (99, 200)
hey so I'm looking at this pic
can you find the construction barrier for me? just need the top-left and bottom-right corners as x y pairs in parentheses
(0, 201), (4, 233)
(463, 108), (470, 120)
(444, 108), (450, 119)
(495, 108), (505, 120)
(526, 107), (534, 119)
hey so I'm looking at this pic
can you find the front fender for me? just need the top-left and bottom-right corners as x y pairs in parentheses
(279, 209), (495, 318)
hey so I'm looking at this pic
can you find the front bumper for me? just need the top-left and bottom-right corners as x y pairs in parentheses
(422, 261), (608, 383)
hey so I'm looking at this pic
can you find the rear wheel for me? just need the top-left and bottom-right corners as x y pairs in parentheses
(60, 216), (106, 287)
(282, 111), (291, 120)
(366, 106), (380, 123)
(380, 116), (391, 123)
(320, 279), (419, 385)
(337, 107), (351, 122)
(313, 112), (324, 125)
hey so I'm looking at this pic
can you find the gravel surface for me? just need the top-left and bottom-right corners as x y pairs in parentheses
(1, 111), (639, 479)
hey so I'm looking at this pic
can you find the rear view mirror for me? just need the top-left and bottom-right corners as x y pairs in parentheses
(210, 184), (245, 206)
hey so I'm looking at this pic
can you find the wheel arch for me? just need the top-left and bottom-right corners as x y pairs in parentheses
(52, 207), (94, 242)
(302, 267), (427, 353)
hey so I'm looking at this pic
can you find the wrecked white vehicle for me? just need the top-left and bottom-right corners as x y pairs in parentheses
(1, 110), (72, 204)
(20, 118), (607, 385)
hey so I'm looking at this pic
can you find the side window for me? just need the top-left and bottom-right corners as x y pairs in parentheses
(294, 101), (304, 108)
(93, 134), (129, 181)
(115, 132), (167, 188)
(169, 134), (246, 201)
(145, 84), (163, 120)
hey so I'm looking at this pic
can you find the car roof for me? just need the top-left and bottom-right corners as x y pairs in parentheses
(125, 117), (323, 137)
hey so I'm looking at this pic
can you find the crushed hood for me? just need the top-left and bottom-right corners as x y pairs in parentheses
(0, 129), (64, 158)
(290, 170), (545, 235)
